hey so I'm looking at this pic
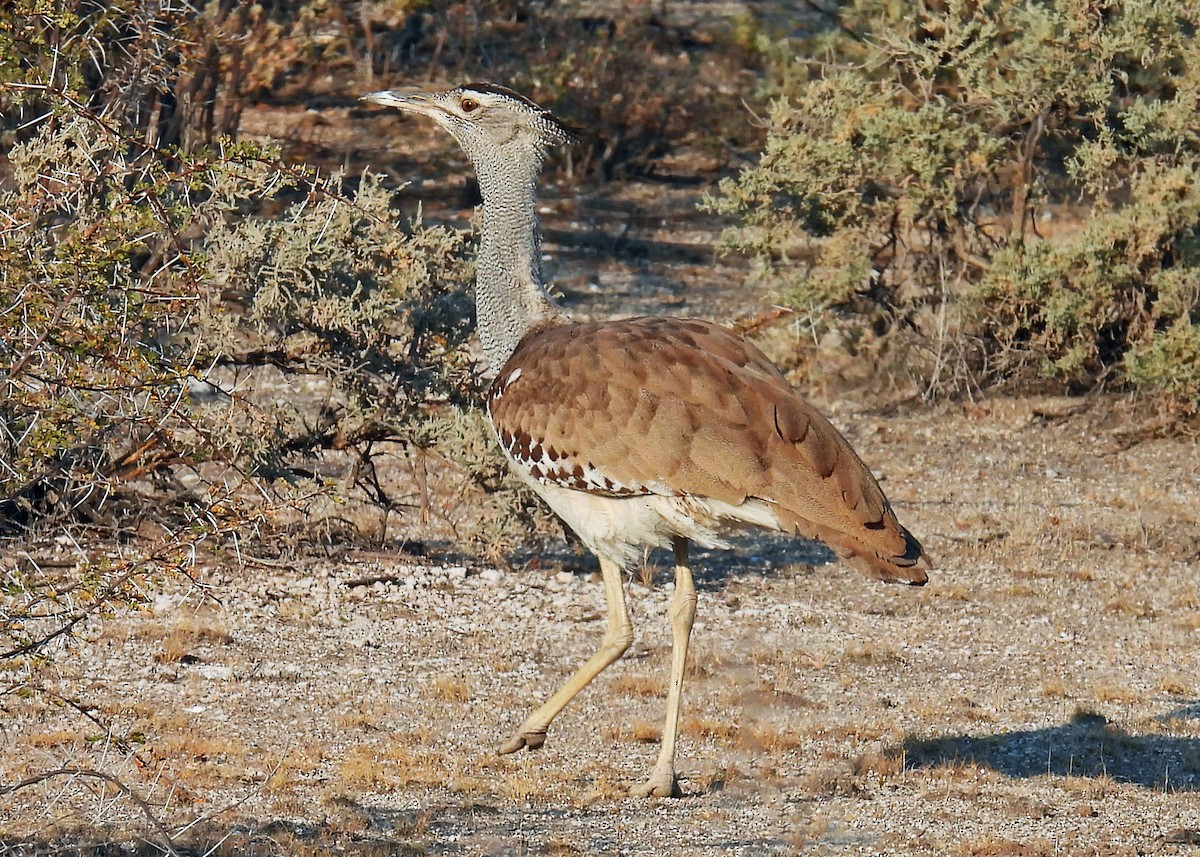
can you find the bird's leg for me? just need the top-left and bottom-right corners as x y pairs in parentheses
(499, 554), (633, 754)
(631, 536), (696, 798)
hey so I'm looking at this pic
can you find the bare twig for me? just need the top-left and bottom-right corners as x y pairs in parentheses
(0, 767), (180, 856)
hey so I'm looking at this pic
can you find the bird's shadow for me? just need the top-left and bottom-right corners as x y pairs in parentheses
(685, 531), (837, 589)
(519, 528), (839, 591)
(903, 707), (1200, 791)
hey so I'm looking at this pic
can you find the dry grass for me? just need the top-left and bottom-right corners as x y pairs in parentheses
(811, 722), (894, 743)
(500, 767), (542, 802)
(953, 839), (1057, 857)
(684, 653), (712, 679)
(153, 614), (233, 664)
(546, 837), (586, 856)
(734, 724), (807, 754)
(692, 763), (744, 793)
(148, 714), (247, 771)
(577, 767), (633, 803)
(604, 719), (661, 744)
(267, 740), (327, 791)
(339, 745), (396, 791)
(22, 729), (83, 749)
(746, 644), (827, 671)
(842, 642), (903, 665)
(1040, 677), (1069, 697)
(1001, 794), (1054, 819)
(681, 717), (740, 743)
(336, 703), (393, 731)
(485, 649), (519, 672)
(1092, 684), (1143, 704)
(612, 673), (665, 698)
(1056, 773), (1123, 800)
(1105, 595), (1156, 619)
(1158, 675), (1192, 696)
(426, 675), (471, 703)
(929, 583), (974, 601)
(850, 748), (906, 779)
(677, 717), (812, 756)
(795, 763), (864, 798)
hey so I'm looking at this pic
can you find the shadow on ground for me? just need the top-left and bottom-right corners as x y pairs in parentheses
(904, 707), (1200, 791)
(0, 798), (791, 856)
(518, 527), (840, 591)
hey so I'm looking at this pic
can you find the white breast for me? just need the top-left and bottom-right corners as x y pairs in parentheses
(499, 440), (783, 569)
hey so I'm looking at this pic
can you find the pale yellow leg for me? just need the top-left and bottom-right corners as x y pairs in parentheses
(631, 537), (696, 798)
(499, 554), (633, 754)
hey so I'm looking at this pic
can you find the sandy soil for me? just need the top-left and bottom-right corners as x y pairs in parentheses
(3, 394), (1200, 856)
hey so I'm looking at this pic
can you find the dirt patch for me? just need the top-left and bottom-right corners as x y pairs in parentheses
(4, 397), (1200, 855)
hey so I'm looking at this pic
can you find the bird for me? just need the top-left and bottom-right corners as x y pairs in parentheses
(361, 82), (930, 798)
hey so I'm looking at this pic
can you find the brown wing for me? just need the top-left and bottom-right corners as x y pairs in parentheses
(488, 317), (928, 584)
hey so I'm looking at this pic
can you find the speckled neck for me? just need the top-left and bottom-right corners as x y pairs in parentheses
(468, 141), (565, 374)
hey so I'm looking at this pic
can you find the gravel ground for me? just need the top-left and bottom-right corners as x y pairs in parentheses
(4, 397), (1200, 856)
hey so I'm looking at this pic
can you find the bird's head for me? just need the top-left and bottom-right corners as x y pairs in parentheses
(361, 83), (575, 166)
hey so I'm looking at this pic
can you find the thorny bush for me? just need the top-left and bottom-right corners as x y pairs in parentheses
(0, 105), (477, 531)
(0, 2), (569, 666)
(193, 0), (766, 177)
(711, 0), (1200, 409)
(0, 95), (513, 646)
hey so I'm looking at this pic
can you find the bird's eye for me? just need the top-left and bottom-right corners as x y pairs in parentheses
(460, 97), (479, 112)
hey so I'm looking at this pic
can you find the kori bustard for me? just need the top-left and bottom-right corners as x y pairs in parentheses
(362, 83), (929, 798)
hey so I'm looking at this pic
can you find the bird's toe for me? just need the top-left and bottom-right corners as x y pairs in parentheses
(629, 769), (680, 798)
(498, 729), (547, 754)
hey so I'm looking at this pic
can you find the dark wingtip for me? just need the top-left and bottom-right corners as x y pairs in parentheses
(900, 526), (931, 585)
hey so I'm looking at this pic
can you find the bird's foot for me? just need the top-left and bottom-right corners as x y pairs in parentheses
(629, 766), (680, 798)
(498, 728), (547, 754)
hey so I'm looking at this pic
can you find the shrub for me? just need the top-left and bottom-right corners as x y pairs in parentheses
(0, 108), (476, 533)
(0, 0), (250, 152)
(710, 0), (1200, 407)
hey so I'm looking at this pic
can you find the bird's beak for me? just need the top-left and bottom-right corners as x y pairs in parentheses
(360, 90), (442, 119)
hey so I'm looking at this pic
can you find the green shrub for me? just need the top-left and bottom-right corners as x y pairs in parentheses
(710, 0), (1200, 407)
(0, 108), (479, 532)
